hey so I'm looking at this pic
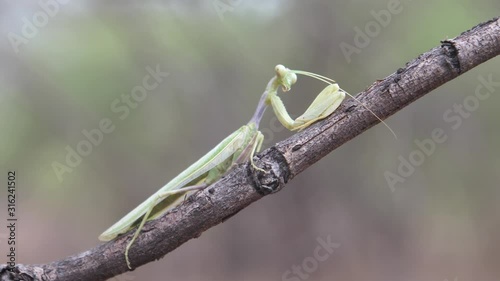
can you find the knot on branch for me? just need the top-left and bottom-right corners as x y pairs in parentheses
(249, 147), (291, 195)
(441, 40), (462, 73)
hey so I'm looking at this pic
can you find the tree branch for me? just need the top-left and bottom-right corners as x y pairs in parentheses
(1, 17), (499, 281)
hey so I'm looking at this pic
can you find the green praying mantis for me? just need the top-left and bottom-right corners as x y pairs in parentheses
(99, 64), (396, 269)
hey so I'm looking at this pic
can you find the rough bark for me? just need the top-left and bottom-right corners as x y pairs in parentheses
(1, 17), (499, 281)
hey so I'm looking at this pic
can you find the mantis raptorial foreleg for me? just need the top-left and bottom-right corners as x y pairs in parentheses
(268, 65), (397, 136)
(99, 64), (395, 270)
(269, 83), (345, 131)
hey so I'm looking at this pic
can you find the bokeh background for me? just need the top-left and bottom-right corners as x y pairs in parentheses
(1, 1), (499, 280)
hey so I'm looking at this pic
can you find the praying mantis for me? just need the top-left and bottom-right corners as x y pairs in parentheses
(99, 64), (395, 269)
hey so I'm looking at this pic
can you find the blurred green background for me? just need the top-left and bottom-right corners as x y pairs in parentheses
(1, 1), (499, 280)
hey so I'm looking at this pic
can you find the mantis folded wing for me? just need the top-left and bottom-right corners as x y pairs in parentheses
(99, 64), (394, 269)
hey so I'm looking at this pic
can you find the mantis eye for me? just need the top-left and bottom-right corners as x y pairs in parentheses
(288, 72), (297, 85)
(275, 64), (286, 76)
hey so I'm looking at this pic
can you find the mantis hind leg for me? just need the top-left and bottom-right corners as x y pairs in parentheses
(125, 183), (207, 269)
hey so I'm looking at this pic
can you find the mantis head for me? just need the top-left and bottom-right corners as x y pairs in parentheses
(274, 64), (297, 91)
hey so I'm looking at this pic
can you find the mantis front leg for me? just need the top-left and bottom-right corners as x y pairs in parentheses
(267, 64), (396, 136)
(269, 83), (346, 131)
(263, 65), (346, 131)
